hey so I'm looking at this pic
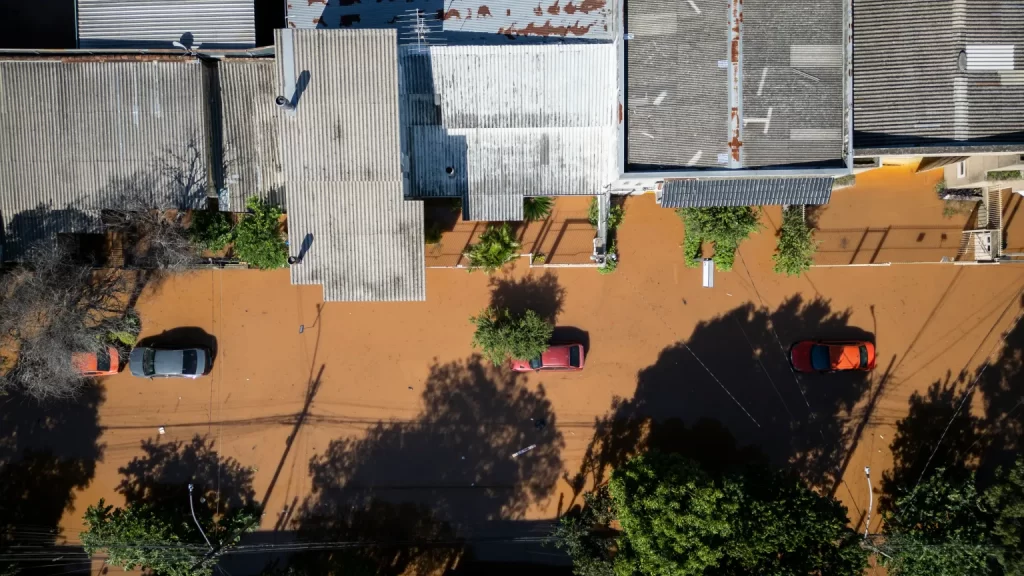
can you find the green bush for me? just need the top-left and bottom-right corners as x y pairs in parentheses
(935, 179), (948, 196)
(234, 197), (288, 270)
(107, 309), (142, 349)
(772, 207), (817, 277)
(988, 170), (1023, 182)
(465, 222), (521, 273)
(832, 174), (856, 189)
(598, 241), (618, 275)
(677, 206), (761, 271)
(188, 210), (234, 251)
(588, 198), (625, 230)
(425, 221), (443, 244)
(470, 307), (553, 364)
(524, 197), (554, 221)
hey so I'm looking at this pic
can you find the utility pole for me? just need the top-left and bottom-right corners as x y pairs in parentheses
(864, 467), (873, 540)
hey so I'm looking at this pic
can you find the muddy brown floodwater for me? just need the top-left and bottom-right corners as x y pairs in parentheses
(50, 172), (1024, 572)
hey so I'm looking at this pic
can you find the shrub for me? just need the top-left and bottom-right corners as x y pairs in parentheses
(533, 253), (546, 265)
(234, 197), (288, 270)
(188, 210), (234, 252)
(465, 223), (521, 273)
(832, 174), (856, 189)
(470, 307), (553, 365)
(677, 206), (761, 271)
(425, 222), (443, 244)
(598, 241), (618, 275)
(524, 197), (554, 221)
(988, 170), (1023, 182)
(942, 200), (976, 219)
(588, 198), (625, 230)
(107, 309), (142, 350)
(935, 179), (948, 197)
(773, 207), (817, 277)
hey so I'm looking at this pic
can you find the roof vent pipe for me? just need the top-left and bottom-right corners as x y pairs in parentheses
(275, 96), (294, 111)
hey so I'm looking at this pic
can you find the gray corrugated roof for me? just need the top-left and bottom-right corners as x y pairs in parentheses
(287, 0), (615, 43)
(218, 59), (285, 211)
(286, 182), (425, 302)
(0, 59), (209, 257)
(400, 43), (618, 221)
(661, 177), (834, 208)
(277, 29), (426, 302)
(626, 0), (845, 170)
(853, 0), (1024, 151)
(77, 0), (255, 49)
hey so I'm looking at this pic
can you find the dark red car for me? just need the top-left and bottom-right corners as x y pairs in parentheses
(510, 344), (585, 372)
(790, 340), (875, 373)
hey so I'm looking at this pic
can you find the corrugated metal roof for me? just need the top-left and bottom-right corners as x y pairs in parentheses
(626, 0), (845, 170)
(853, 0), (1024, 151)
(77, 0), (256, 49)
(400, 43), (618, 221)
(218, 59), (285, 211)
(276, 28), (426, 302)
(661, 177), (834, 208)
(286, 182), (425, 301)
(287, 0), (615, 43)
(0, 59), (209, 257)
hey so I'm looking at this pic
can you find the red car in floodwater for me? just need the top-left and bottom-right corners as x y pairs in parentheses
(789, 340), (875, 373)
(510, 344), (586, 372)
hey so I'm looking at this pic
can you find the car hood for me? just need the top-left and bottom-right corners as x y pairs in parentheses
(129, 347), (146, 376)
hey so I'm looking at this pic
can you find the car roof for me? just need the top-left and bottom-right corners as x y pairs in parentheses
(154, 349), (185, 374)
(540, 345), (574, 367)
(830, 344), (862, 370)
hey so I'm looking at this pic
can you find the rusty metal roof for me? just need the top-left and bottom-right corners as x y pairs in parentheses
(77, 0), (256, 49)
(853, 0), (1024, 153)
(287, 0), (616, 43)
(626, 0), (847, 171)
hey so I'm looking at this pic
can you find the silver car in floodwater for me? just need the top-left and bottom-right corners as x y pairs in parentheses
(129, 347), (210, 379)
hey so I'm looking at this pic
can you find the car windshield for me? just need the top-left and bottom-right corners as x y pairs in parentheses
(569, 346), (581, 368)
(182, 350), (198, 375)
(810, 345), (831, 370)
(142, 349), (156, 376)
(96, 349), (111, 372)
(859, 346), (869, 368)
(529, 357), (543, 370)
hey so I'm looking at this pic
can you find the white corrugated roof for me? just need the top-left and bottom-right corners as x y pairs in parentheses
(0, 59), (209, 256)
(277, 29), (426, 302)
(400, 43), (618, 221)
(77, 0), (256, 49)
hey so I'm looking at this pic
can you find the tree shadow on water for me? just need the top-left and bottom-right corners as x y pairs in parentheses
(117, 434), (257, 521)
(882, 301), (1024, 510)
(574, 295), (875, 496)
(488, 272), (565, 324)
(0, 386), (105, 573)
(287, 355), (565, 575)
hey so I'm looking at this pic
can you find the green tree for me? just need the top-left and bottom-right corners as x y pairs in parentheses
(881, 470), (995, 576)
(557, 451), (865, 576)
(234, 197), (288, 270)
(773, 207), (817, 277)
(677, 207), (761, 271)
(189, 210), (235, 252)
(470, 307), (553, 364)
(985, 458), (1024, 575)
(81, 498), (257, 576)
(524, 197), (554, 221)
(589, 198), (625, 230)
(552, 488), (616, 576)
(465, 223), (521, 273)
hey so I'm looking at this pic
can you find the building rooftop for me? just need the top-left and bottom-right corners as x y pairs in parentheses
(853, 0), (1024, 154)
(277, 28), (426, 302)
(0, 58), (209, 257)
(77, 0), (256, 49)
(400, 43), (619, 220)
(625, 0), (846, 171)
(660, 176), (834, 208)
(288, 0), (616, 43)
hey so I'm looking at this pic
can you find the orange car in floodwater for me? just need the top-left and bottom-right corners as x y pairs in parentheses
(789, 340), (875, 373)
(72, 346), (120, 376)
